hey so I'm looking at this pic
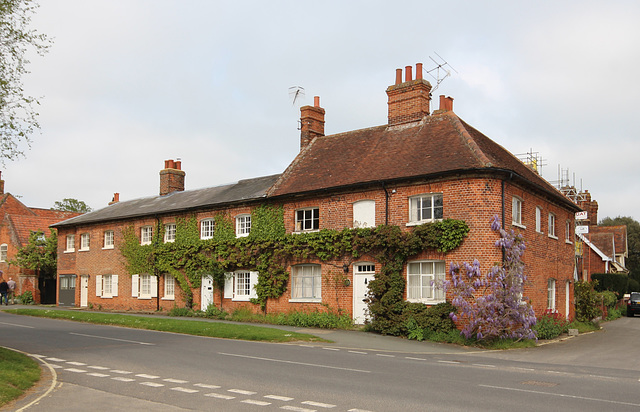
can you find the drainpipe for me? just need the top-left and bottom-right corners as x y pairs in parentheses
(154, 215), (161, 312)
(382, 182), (389, 225)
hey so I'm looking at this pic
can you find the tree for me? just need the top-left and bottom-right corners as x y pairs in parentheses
(11, 228), (57, 277)
(52, 198), (92, 213)
(442, 216), (537, 341)
(0, 0), (50, 161)
(599, 216), (640, 285)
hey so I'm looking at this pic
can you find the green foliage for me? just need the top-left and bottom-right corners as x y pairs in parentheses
(597, 290), (618, 308)
(574, 281), (602, 322)
(16, 290), (33, 305)
(0, 0), (51, 161)
(11, 229), (57, 276)
(629, 278), (640, 293)
(52, 198), (92, 213)
(0, 347), (41, 406)
(119, 215), (469, 323)
(533, 311), (569, 340)
(599, 216), (640, 286)
(592, 273), (628, 299)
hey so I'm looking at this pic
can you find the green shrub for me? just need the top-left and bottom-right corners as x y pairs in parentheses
(574, 281), (602, 322)
(402, 302), (457, 341)
(597, 290), (618, 309)
(16, 291), (34, 305)
(628, 278), (640, 294)
(168, 307), (194, 317)
(533, 311), (569, 340)
(204, 304), (228, 319)
(592, 273), (628, 299)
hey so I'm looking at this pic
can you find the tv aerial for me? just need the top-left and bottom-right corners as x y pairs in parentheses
(288, 86), (305, 106)
(425, 52), (457, 93)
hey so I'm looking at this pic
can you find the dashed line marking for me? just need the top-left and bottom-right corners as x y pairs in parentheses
(228, 389), (257, 395)
(66, 361), (86, 366)
(322, 347), (340, 351)
(50, 365), (62, 369)
(205, 393), (235, 400)
(171, 387), (199, 393)
(376, 354), (395, 358)
(163, 378), (188, 383)
(473, 364), (496, 368)
(348, 351), (367, 355)
(265, 395), (294, 401)
(302, 400), (336, 408)
(194, 383), (221, 389)
(87, 366), (109, 370)
(438, 360), (460, 364)
(280, 406), (316, 412)
(140, 382), (164, 387)
(136, 374), (160, 379)
(111, 370), (132, 374)
(64, 368), (86, 373)
(87, 373), (110, 378)
(405, 357), (426, 361)
(45, 357), (66, 362)
(112, 377), (135, 382)
(242, 399), (271, 406)
(348, 409), (375, 412)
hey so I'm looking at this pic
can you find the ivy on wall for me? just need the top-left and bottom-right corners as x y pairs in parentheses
(119, 204), (469, 326)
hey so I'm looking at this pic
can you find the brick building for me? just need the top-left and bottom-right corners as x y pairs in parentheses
(52, 64), (581, 320)
(0, 173), (80, 303)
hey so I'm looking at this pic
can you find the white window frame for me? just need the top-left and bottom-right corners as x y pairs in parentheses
(236, 214), (251, 237)
(565, 220), (572, 244)
(512, 197), (524, 228)
(224, 270), (258, 301)
(295, 208), (319, 232)
(535, 206), (542, 233)
(131, 274), (157, 299)
(0, 244), (7, 262)
(200, 219), (215, 239)
(164, 223), (176, 243)
(141, 226), (153, 245)
(65, 234), (75, 252)
(290, 264), (321, 302)
(353, 200), (376, 228)
(163, 275), (175, 300)
(103, 230), (114, 249)
(547, 278), (556, 311)
(96, 274), (118, 298)
(406, 260), (446, 303)
(548, 213), (557, 239)
(80, 233), (90, 251)
(408, 194), (443, 226)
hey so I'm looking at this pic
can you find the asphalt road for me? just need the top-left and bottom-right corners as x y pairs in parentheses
(2, 310), (640, 411)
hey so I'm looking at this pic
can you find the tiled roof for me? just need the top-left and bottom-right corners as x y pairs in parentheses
(52, 174), (281, 228)
(589, 225), (627, 256)
(585, 232), (614, 258)
(8, 215), (64, 247)
(267, 111), (576, 209)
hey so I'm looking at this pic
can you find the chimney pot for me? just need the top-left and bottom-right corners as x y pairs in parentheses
(159, 159), (185, 196)
(395, 68), (402, 85)
(405, 65), (413, 82)
(175, 160), (181, 170)
(416, 63), (423, 80)
(314, 96), (320, 107)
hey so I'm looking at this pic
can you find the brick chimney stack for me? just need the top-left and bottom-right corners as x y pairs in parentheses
(300, 96), (325, 150)
(578, 190), (599, 226)
(0, 171), (4, 195)
(159, 159), (185, 196)
(108, 193), (120, 205)
(386, 63), (432, 125)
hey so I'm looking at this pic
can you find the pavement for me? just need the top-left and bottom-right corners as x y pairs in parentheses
(0, 304), (556, 411)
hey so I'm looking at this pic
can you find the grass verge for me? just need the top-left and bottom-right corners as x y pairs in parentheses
(4, 309), (329, 343)
(0, 347), (41, 407)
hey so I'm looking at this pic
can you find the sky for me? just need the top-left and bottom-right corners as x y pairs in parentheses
(5, 0), (640, 222)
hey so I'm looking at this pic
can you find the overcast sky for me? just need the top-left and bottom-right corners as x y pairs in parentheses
(5, 0), (639, 222)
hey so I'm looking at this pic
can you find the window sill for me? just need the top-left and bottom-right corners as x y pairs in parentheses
(292, 230), (320, 235)
(137, 296), (152, 300)
(79, 248), (89, 252)
(406, 219), (440, 227)
(548, 235), (558, 240)
(161, 296), (175, 301)
(512, 223), (526, 229)
(102, 246), (114, 250)
(289, 298), (321, 303)
(406, 299), (445, 305)
(236, 233), (249, 238)
(164, 239), (175, 243)
(100, 296), (113, 299)
(565, 240), (573, 245)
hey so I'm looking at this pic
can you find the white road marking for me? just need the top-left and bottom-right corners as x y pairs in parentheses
(66, 361), (86, 366)
(265, 395), (294, 401)
(112, 377), (135, 382)
(111, 370), (132, 374)
(171, 387), (198, 393)
(135, 374), (159, 379)
(302, 400), (336, 408)
(164, 378), (188, 383)
(45, 357), (66, 362)
(0, 321), (35, 328)
(87, 366), (109, 370)
(242, 400), (271, 406)
(322, 347), (340, 351)
(348, 351), (367, 355)
(228, 389), (257, 395)
(64, 368), (86, 373)
(50, 365), (62, 369)
(437, 360), (460, 364)
(376, 354), (394, 358)
(69, 332), (154, 345)
(219, 352), (371, 373)
(473, 364), (496, 368)
(480, 384), (640, 407)
(280, 407), (316, 412)
(348, 409), (375, 412)
(205, 393), (235, 400)
(194, 383), (221, 389)
(140, 382), (164, 387)
(87, 373), (110, 378)
(405, 357), (426, 361)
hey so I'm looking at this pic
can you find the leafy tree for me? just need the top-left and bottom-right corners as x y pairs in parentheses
(11, 229), (57, 277)
(599, 216), (640, 285)
(52, 198), (92, 213)
(442, 216), (536, 341)
(0, 0), (51, 161)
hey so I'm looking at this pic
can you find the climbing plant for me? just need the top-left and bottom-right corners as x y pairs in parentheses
(119, 209), (469, 328)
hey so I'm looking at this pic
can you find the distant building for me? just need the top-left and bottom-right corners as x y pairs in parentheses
(53, 63), (581, 320)
(0, 173), (80, 303)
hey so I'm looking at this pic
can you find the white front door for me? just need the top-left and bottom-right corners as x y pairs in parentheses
(80, 275), (88, 307)
(353, 264), (375, 324)
(201, 275), (214, 311)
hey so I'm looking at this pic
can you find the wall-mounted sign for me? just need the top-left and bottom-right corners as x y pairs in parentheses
(575, 211), (588, 220)
(576, 225), (589, 234)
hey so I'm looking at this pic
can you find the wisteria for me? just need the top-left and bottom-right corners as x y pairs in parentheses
(441, 216), (537, 341)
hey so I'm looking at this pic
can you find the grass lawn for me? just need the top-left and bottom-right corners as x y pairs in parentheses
(3, 309), (329, 343)
(0, 347), (41, 407)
